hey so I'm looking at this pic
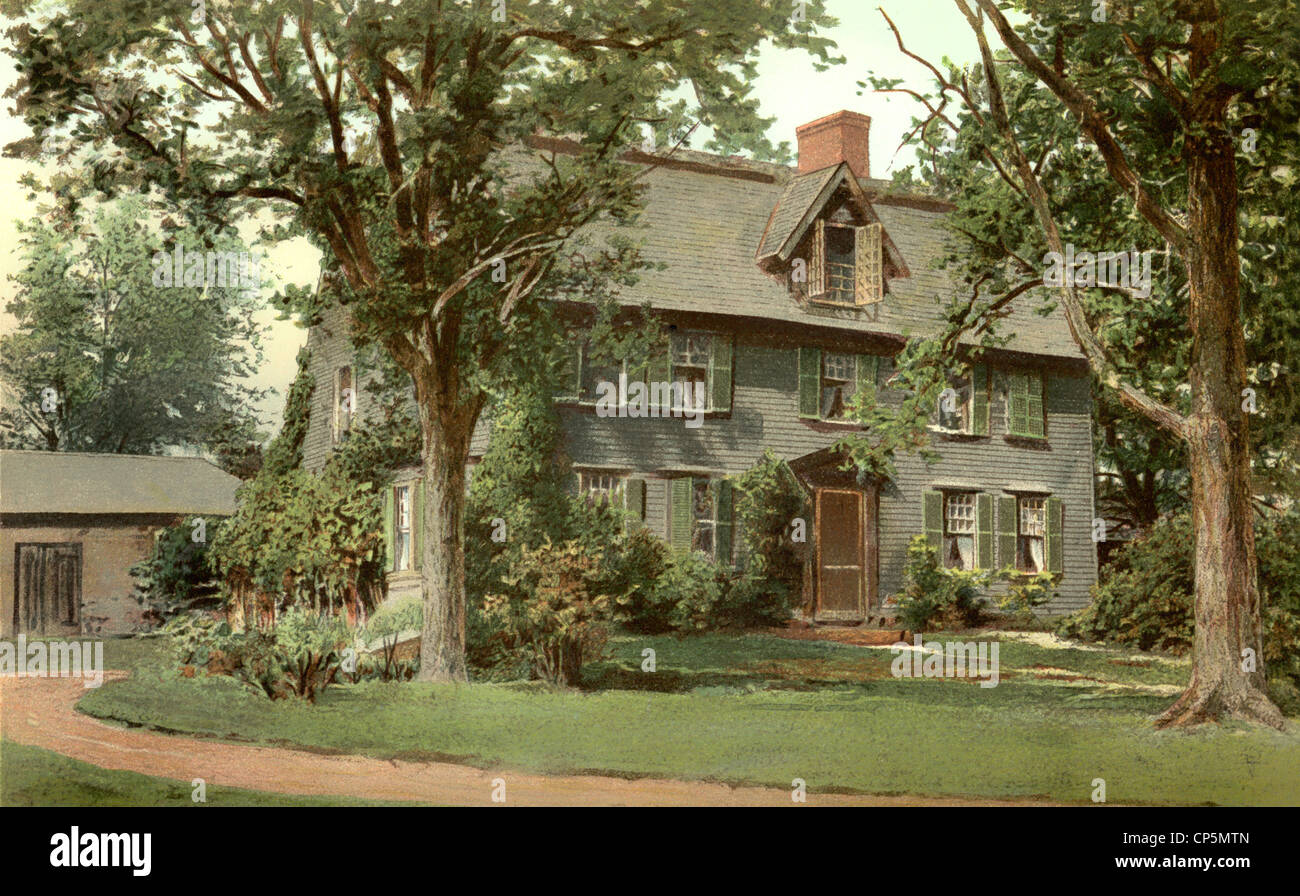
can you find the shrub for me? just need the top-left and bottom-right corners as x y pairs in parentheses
(996, 569), (1058, 624)
(1056, 509), (1300, 695)
(482, 539), (612, 686)
(357, 594), (422, 682)
(169, 608), (351, 701)
(130, 518), (226, 626)
(731, 451), (809, 623)
(893, 536), (989, 632)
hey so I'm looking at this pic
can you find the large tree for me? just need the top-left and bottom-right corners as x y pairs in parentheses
(0, 195), (266, 463)
(859, 0), (1299, 727)
(5, 0), (841, 680)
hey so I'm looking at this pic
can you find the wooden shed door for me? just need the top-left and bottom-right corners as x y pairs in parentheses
(816, 489), (865, 619)
(14, 543), (82, 635)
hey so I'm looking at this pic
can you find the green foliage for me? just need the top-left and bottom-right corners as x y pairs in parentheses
(1057, 509), (1300, 694)
(129, 517), (225, 626)
(1056, 515), (1196, 653)
(483, 539), (612, 687)
(260, 347), (315, 479)
(210, 464), (386, 619)
(996, 569), (1058, 621)
(893, 536), (989, 632)
(731, 451), (809, 625)
(356, 594), (422, 682)
(0, 196), (266, 456)
(163, 608), (351, 702)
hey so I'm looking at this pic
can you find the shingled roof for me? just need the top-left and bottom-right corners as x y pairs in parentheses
(584, 147), (1084, 361)
(0, 450), (241, 516)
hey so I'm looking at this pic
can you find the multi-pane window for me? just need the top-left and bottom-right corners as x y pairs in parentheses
(393, 484), (412, 572)
(334, 366), (354, 442)
(824, 225), (856, 304)
(692, 479), (716, 556)
(937, 376), (973, 433)
(579, 471), (626, 507)
(943, 492), (977, 570)
(1017, 496), (1046, 573)
(671, 333), (711, 410)
(821, 353), (856, 419)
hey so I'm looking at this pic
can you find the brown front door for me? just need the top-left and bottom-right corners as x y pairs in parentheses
(816, 489), (865, 620)
(14, 543), (82, 635)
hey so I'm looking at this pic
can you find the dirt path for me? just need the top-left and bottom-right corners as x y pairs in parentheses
(2, 674), (1061, 806)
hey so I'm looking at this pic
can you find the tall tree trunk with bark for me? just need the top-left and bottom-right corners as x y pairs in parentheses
(1157, 126), (1283, 728)
(414, 371), (472, 683)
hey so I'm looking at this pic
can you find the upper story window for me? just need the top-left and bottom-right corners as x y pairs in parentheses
(799, 348), (879, 422)
(937, 375), (973, 433)
(1006, 370), (1046, 438)
(821, 352), (856, 420)
(807, 219), (883, 307)
(670, 333), (712, 411)
(333, 366), (354, 443)
(561, 332), (733, 415)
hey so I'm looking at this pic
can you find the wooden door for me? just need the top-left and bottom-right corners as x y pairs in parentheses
(816, 489), (865, 620)
(14, 543), (82, 635)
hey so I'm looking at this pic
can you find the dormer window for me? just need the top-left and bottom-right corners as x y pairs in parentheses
(808, 219), (882, 307)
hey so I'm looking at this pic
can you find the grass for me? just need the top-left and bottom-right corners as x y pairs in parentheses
(70, 630), (1300, 806)
(0, 741), (409, 807)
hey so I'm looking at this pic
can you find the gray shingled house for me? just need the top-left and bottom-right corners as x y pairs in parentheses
(303, 110), (1098, 620)
(0, 451), (241, 636)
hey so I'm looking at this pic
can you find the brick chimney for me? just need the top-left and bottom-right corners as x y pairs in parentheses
(796, 110), (871, 179)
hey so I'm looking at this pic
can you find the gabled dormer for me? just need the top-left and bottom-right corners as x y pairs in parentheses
(755, 111), (908, 310)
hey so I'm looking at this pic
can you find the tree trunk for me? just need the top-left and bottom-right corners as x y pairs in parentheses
(1157, 126), (1283, 729)
(416, 404), (471, 683)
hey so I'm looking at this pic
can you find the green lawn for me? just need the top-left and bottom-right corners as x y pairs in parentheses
(70, 630), (1300, 806)
(0, 741), (409, 807)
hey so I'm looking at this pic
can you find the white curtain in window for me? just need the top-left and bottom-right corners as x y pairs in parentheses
(1029, 537), (1045, 572)
(957, 535), (975, 569)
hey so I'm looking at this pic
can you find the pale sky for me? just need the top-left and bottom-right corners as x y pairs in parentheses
(0, 1), (984, 433)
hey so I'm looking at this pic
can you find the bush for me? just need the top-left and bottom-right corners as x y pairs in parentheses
(357, 594), (422, 682)
(482, 539), (612, 686)
(893, 536), (989, 632)
(168, 608), (352, 702)
(732, 451), (809, 624)
(996, 569), (1058, 624)
(131, 518), (226, 627)
(1056, 509), (1300, 694)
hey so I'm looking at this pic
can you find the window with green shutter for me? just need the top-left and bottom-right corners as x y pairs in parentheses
(625, 477), (646, 526)
(382, 485), (394, 570)
(1046, 496), (1063, 575)
(922, 489), (943, 552)
(798, 347), (821, 419)
(976, 493), (993, 570)
(709, 336), (733, 413)
(1007, 370), (1046, 437)
(412, 481), (423, 571)
(713, 479), (734, 566)
(971, 363), (990, 435)
(669, 477), (693, 553)
(996, 494), (1018, 570)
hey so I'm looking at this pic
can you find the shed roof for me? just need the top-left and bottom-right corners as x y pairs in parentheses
(0, 450), (241, 516)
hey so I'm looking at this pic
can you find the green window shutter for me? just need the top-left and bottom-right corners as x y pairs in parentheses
(556, 343), (581, 401)
(976, 493), (993, 570)
(648, 344), (671, 391)
(809, 219), (826, 297)
(670, 477), (694, 553)
(1007, 373), (1029, 436)
(714, 479), (734, 566)
(412, 481), (424, 571)
(922, 489), (943, 552)
(625, 477), (646, 526)
(997, 495), (1018, 569)
(1046, 496), (1064, 574)
(382, 486), (395, 571)
(855, 354), (878, 397)
(709, 335), (733, 413)
(1026, 372), (1046, 438)
(972, 363), (990, 435)
(798, 347), (821, 419)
